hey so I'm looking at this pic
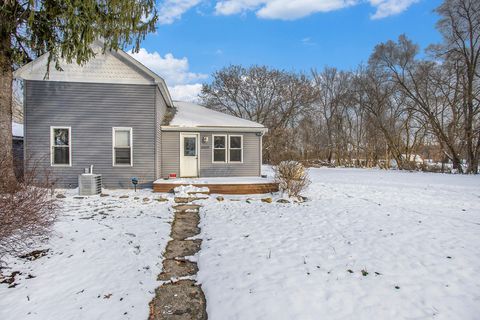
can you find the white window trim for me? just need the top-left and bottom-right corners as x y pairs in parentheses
(212, 134), (227, 163)
(50, 126), (72, 167)
(228, 135), (244, 163)
(112, 127), (133, 167)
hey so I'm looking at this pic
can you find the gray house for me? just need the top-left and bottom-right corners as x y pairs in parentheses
(14, 43), (267, 188)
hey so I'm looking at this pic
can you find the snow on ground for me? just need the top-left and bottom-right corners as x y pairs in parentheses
(197, 168), (480, 320)
(0, 189), (173, 320)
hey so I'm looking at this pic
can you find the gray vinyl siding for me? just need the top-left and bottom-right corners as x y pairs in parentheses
(24, 80), (156, 188)
(160, 130), (261, 178)
(161, 131), (180, 177)
(155, 88), (167, 180)
(200, 132), (261, 177)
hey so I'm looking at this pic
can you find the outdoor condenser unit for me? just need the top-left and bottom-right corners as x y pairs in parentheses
(78, 173), (102, 196)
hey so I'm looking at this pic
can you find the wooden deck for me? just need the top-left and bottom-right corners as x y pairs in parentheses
(153, 178), (279, 194)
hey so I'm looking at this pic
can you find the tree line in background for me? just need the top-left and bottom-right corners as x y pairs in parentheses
(201, 0), (480, 174)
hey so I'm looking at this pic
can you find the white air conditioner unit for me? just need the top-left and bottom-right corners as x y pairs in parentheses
(79, 174), (102, 196)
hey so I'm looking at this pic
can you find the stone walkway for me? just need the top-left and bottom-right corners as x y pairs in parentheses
(149, 194), (208, 320)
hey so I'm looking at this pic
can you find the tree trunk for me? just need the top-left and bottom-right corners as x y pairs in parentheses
(0, 31), (16, 191)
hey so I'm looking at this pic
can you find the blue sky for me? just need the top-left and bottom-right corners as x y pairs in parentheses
(129, 0), (443, 101)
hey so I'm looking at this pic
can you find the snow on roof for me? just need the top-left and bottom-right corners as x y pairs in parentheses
(168, 101), (265, 129)
(12, 122), (23, 137)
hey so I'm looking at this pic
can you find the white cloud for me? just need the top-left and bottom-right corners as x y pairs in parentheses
(215, 0), (357, 19)
(129, 48), (207, 86)
(154, 0), (419, 24)
(169, 84), (203, 102)
(301, 37), (316, 46)
(214, 0), (418, 20)
(369, 0), (419, 19)
(215, 0), (261, 15)
(129, 48), (207, 101)
(158, 0), (202, 25)
(257, 0), (357, 20)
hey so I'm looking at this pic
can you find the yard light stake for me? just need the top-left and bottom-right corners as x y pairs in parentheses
(131, 177), (139, 192)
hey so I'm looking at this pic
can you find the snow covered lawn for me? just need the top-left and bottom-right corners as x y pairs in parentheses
(0, 189), (173, 320)
(197, 168), (480, 320)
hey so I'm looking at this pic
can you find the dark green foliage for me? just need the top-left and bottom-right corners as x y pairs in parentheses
(2, 0), (158, 69)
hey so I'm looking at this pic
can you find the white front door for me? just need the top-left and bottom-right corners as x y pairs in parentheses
(180, 133), (199, 177)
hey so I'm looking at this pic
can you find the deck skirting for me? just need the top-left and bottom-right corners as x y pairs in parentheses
(153, 182), (279, 194)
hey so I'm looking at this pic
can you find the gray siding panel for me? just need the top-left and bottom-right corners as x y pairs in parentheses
(160, 131), (261, 178)
(155, 88), (167, 179)
(161, 131), (180, 177)
(199, 132), (261, 177)
(25, 80), (156, 188)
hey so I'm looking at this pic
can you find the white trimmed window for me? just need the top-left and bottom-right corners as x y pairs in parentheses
(212, 135), (227, 163)
(229, 135), (243, 163)
(113, 127), (133, 166)
(51, 126), (71, 166)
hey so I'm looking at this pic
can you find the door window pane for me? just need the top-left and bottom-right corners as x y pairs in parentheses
(184, 137), (196, 156)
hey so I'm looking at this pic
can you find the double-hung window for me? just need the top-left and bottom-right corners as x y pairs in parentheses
(229, 135), (243, 163)
(51, 127), (71, 166)
(212, 134), (243, 163)
(212, 135), (227, 163)
(113, 127), (133, 166)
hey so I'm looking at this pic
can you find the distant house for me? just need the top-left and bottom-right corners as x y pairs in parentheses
(390, 154), (424, 168)
(13, 41), (267, 188)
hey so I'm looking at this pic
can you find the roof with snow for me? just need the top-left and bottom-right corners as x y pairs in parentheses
(165, 101), (266, 131)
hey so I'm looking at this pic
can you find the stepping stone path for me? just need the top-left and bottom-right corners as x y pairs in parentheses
(149, 189), (208, 320)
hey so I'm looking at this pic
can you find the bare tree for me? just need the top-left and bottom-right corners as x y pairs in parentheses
(370, 35), (465, 171)
(197, 0), (479, 174)
(312, 67), (351, 165)
(201, 65), (318, 163)
(353, 66), (412, 169)
(434, 0), (480, 173)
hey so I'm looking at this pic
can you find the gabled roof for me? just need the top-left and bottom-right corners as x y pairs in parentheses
(162, 101), (267, 132)
(13, 40), (173, 107)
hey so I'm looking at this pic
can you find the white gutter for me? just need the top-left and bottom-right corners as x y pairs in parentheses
(161, 126), (268, 133)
